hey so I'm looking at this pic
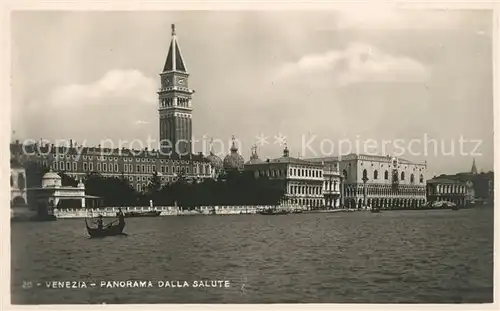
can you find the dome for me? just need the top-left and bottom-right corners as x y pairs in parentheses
(223, 137), (244, 171)
(246, 157), (263, 165)
(207, 152), (223, 170)
(42, 169), (62, 188)
(245, 145), (263, 165)
(224, 153), (245, 170)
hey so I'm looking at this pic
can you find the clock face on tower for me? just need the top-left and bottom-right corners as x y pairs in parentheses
(163, 78), (172, 87)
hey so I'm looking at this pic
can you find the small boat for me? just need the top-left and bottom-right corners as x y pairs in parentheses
(85, 218), (125, 238)
(122, 210), (161, 218)
(431, 200), (459, 210)
(371, 207), (381, 213)
(258, 208), (289, 215)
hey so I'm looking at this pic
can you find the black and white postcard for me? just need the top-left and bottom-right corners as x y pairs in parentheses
(4, 2), (498, 308)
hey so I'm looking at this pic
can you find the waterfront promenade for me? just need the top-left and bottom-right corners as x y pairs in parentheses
(53, 205), (344, 218)
(50, 204), (477, 218)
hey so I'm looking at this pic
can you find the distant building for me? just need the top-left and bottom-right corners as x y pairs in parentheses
(10, 159), (27, 206)
(308, 154), (427, 209)
(26, 170), (100, 216)
(321, 161), (342, 208)
(426, 178), (467, 206)
(11, 168), (100, 220)
(244, 146), (324, 207)
(431, 159), (493, 202)
(10, 142), (212, 193)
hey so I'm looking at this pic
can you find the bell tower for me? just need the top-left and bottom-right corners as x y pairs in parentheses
(158, 24), (194, 156)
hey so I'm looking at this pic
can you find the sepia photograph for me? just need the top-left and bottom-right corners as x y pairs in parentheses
(8, 6), (495, 305)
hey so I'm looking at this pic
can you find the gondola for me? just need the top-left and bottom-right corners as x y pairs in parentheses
(258, 208), (290, 215)
(122, 210), (161, 218)
(85, 218), (125, 238)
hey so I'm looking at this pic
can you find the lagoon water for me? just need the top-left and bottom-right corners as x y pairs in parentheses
(11, 207), (493, 304)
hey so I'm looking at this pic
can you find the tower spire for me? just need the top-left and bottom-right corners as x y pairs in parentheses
(163, 24), (187, 73)
(471, 158), (478, 174)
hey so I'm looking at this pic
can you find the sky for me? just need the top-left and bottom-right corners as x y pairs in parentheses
(10, 9), (494, 177)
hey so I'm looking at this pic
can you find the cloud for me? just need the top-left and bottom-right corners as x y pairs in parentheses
(336, 6), (462, 30)
(49, 69), (157, 106)
(274, 42), (430, 87)
(135, 120), (150, 125)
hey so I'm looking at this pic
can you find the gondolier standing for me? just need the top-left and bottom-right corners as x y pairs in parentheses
(117, 208), (125, 226)
(97, 215), (103, 230)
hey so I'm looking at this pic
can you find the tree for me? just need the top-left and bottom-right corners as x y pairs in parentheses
(148, 169), (285, 207)
(147, 172), (162, 194)
(59, 172), (78, 187)
(146, 171), (163, 204)
(24, 161), (49, 188)
(84, 174), (139, 207)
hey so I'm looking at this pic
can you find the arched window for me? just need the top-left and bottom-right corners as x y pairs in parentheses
(419, 174), (424, 183)
(384, 170), (389, 180)
(400, 171), (405, 181)
(410, 174), (415, 184)
(373, 170), (378, 180)
(10, 175), (13, 187)
(363, 169), (368, 180)
(18, 173), (25, 190)
(342, 169), (348, 179)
